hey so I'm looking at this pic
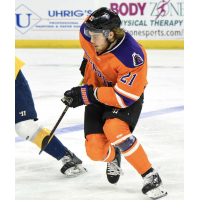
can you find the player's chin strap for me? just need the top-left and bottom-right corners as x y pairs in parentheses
(106, 38), (116, 50)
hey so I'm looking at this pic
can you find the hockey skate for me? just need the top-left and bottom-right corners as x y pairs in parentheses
(106, 147), (124, 184)
(60, 150), (87, 177)
(142, 170), (167, 199)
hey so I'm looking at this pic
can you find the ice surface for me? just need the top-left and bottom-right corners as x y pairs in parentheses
(15, 49), (184, 200)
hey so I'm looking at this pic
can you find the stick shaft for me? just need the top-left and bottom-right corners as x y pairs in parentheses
(79, 77), (85, 86)
(39, 77), (84, 155)
(39, 99), (72, 154)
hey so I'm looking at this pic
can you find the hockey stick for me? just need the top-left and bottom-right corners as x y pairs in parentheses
(78, 77), (85, 86)
(39, 77), (85, 155)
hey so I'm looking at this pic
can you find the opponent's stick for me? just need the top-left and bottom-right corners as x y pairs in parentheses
(39, 77), (84, 155)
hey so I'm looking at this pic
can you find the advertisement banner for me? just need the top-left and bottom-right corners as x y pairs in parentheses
(103, 0), (184, 40)
(15, 0), (95, 40)
(15, 0), (184, 48)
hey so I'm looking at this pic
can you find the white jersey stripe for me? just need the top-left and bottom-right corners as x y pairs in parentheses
(101, 33), (126, 55)
(115, 84), (140, 100)
(112, 134), (132, 145)
(115, 92), (126, 108)
(122, 141), (140, 157)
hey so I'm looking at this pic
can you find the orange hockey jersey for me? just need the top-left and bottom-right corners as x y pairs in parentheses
(79, 21), (148, 109)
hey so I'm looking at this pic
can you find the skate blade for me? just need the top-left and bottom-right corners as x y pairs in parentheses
(147, 185), (167, 200)
(64, 164), (87, 178)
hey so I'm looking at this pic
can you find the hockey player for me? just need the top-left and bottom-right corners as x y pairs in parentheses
(15, 56), (87, 177)
(62, 7), (167, 199)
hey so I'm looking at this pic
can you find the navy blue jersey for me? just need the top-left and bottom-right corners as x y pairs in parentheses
(15, 70), (37, 124)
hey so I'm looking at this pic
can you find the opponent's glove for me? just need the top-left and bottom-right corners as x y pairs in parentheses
(62, 85), (99, 108)
(79, 59), (88, 77)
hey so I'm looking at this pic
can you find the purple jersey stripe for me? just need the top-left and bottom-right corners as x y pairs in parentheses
(114, 88), (135, 106)
(110, 32), (145, 69)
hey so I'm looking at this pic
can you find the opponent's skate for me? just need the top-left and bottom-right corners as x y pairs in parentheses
(142, 170), (167, 199)
(106, 147), (124, 184)
(60, 150), (87, 177)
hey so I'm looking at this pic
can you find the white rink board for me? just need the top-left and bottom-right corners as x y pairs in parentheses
(15, 0), (184, 40)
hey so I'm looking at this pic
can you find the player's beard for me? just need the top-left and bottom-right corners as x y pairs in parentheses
(95, 46), (101, 52)
(94, 43), (108, 52)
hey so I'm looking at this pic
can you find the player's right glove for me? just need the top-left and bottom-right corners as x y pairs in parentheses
(62, 85), (99, 108)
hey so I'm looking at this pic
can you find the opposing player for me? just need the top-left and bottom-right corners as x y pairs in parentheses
(15, 56), (87, 177)
(62, 7), (167, 199)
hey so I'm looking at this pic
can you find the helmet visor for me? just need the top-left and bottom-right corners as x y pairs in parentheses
(84, 24), (110, 38)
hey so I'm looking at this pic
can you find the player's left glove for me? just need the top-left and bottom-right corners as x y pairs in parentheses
(62, 85), (99, 108)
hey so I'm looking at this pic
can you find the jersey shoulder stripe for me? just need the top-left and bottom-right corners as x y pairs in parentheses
(110, 32), (145, 69)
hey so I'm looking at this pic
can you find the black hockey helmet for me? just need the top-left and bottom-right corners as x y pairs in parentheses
(85, 7), (121, 38)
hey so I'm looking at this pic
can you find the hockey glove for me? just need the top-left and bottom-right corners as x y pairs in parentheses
(62, 85), (99, 108)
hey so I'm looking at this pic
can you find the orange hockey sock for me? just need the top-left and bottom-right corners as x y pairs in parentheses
(103, 118), (151, 174)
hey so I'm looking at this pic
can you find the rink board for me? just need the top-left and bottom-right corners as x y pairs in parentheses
(15, 40), (184, 49)
(15, 0), (184, 49)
